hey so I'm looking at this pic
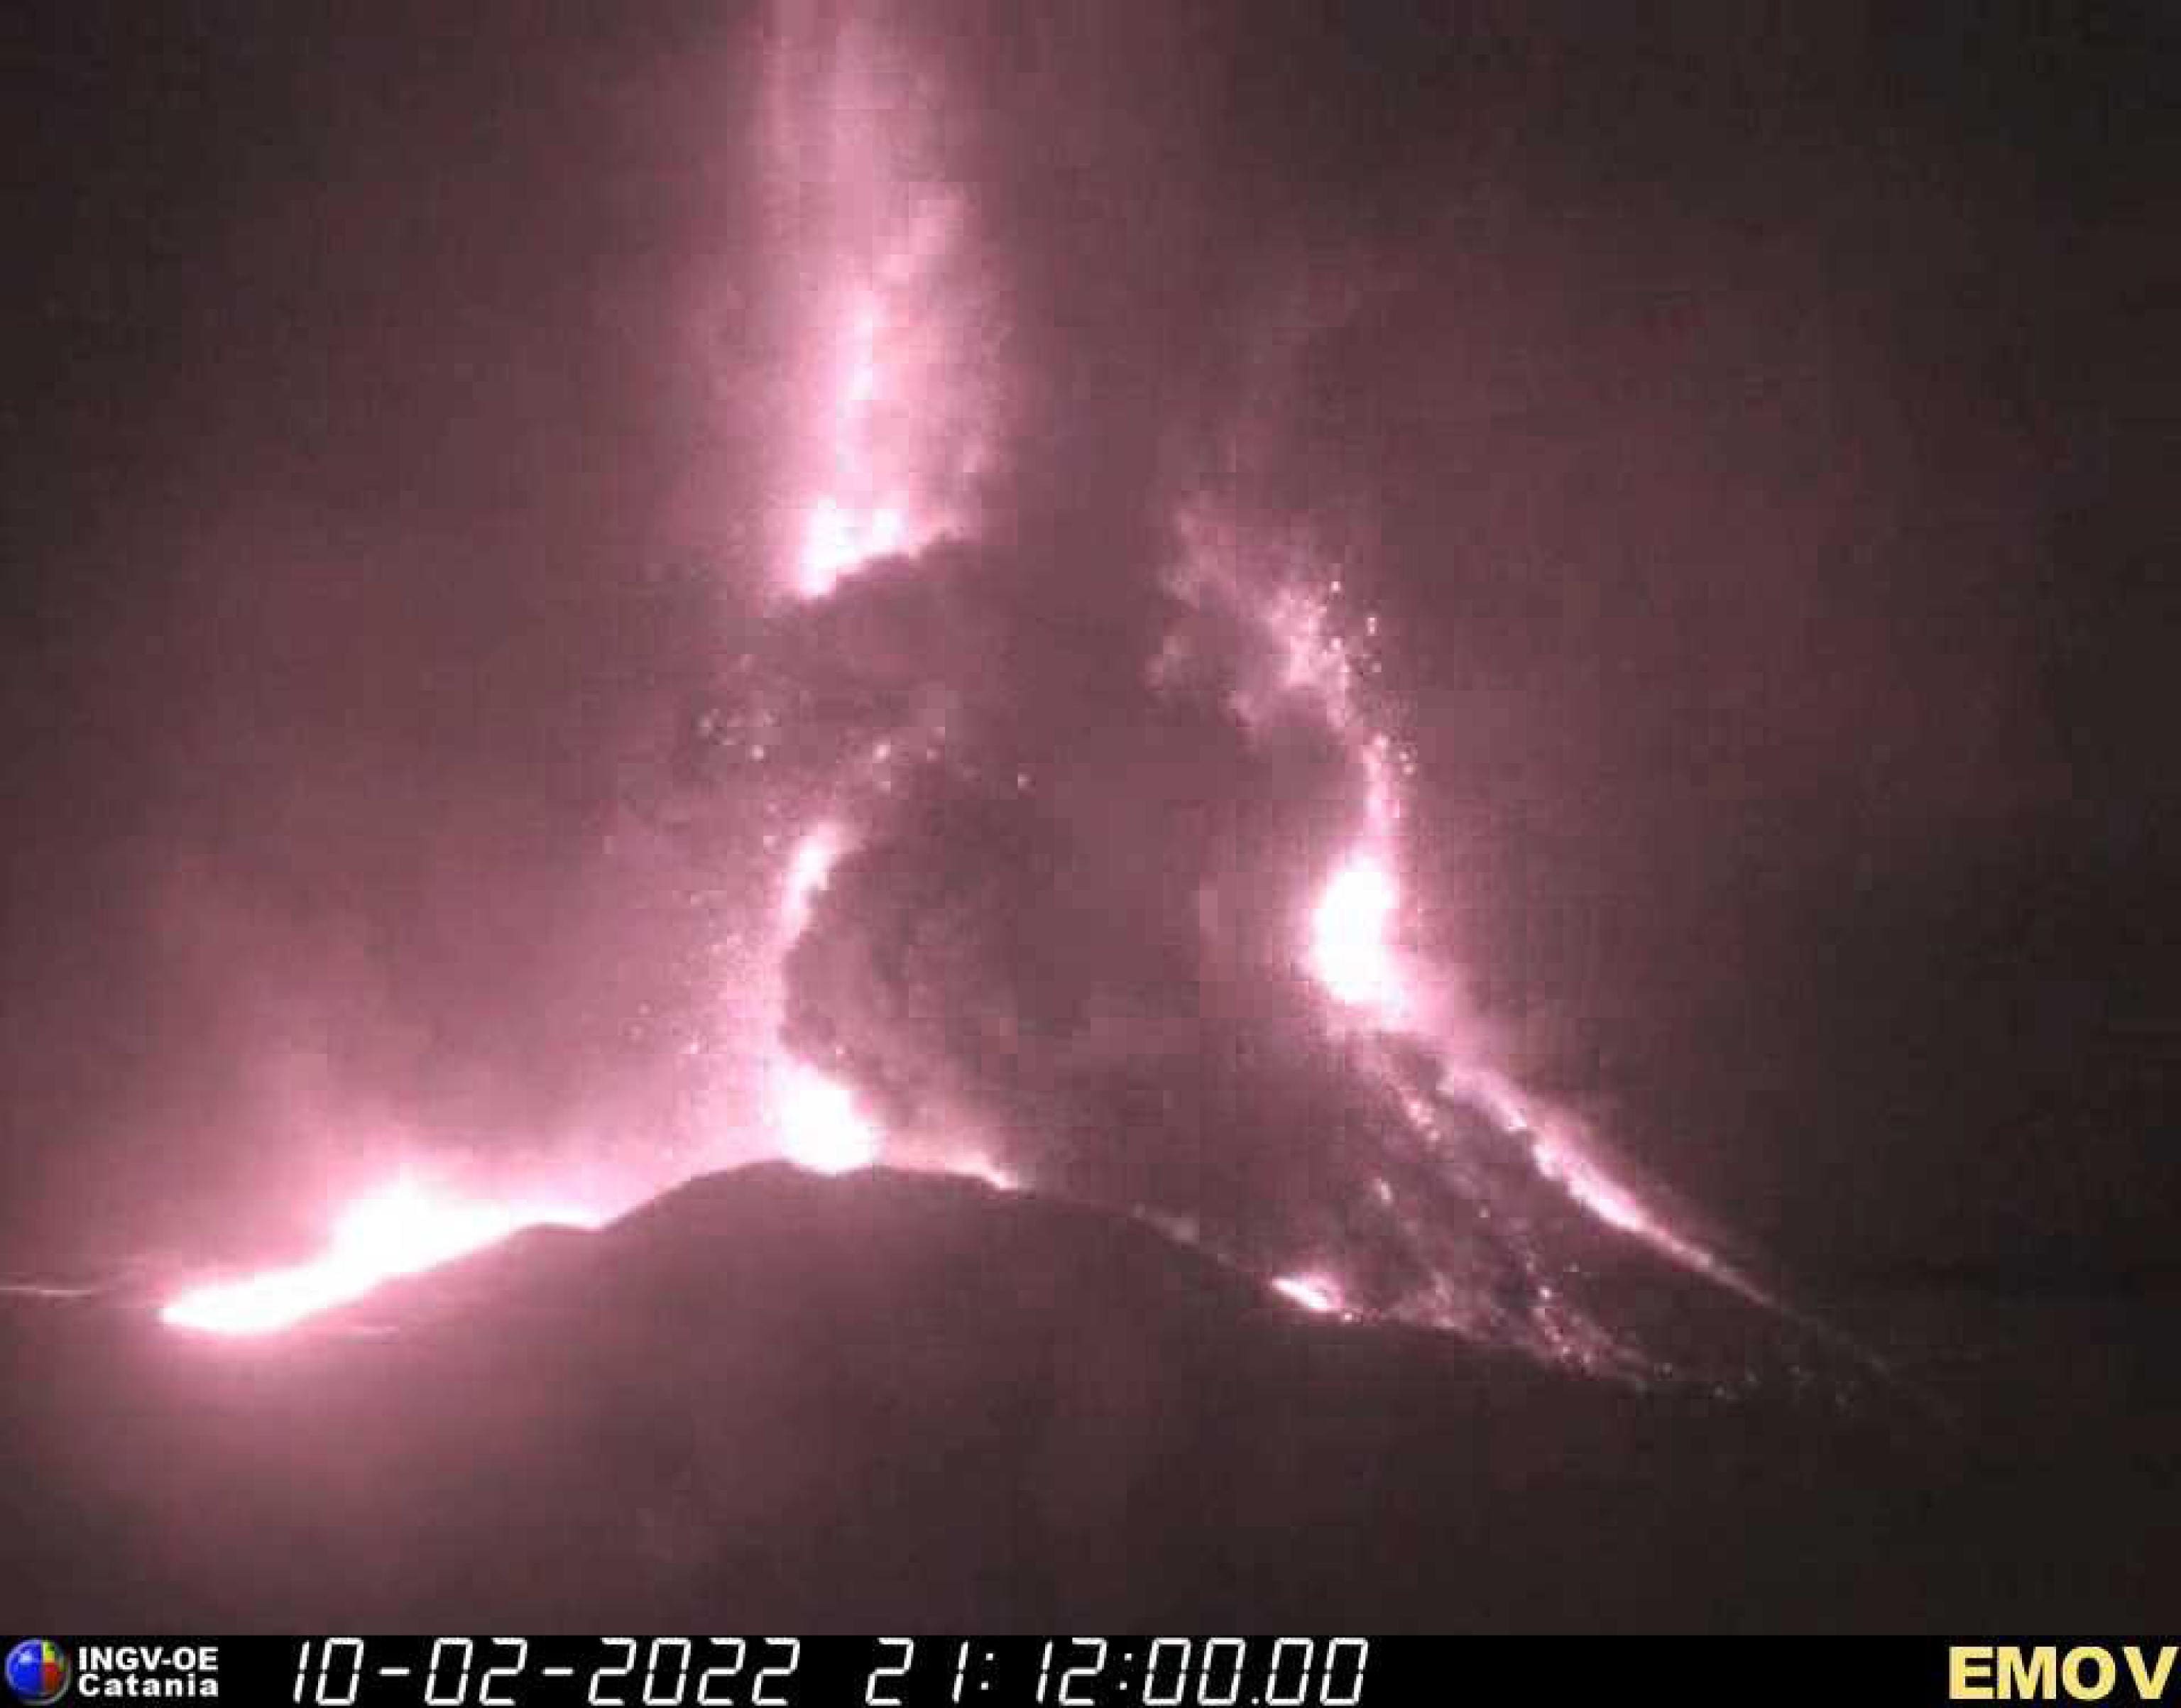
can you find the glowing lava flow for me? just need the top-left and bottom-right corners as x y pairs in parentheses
(160, 1178), (604, 1336)
(1272, 1273), (1347, 1315)
(1299, 821), (1759, 1311)
(1307, 850), (1409, 1020)
(1239, 530), (1761, 1319)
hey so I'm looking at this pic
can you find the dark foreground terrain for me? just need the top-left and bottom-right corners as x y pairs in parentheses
(5, 1164), (2174, 1629)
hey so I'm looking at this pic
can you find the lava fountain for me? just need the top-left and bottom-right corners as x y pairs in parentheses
(148, 0), (1761, 1355)
(1306, 850), (1409, 1021)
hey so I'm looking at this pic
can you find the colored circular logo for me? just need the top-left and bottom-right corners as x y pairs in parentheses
(4, 1642), (68, 1706)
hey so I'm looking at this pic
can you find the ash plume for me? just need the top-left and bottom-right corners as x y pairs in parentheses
(702, 1), (1780, 1366)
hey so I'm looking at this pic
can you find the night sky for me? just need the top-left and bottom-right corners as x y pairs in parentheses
(4, 0), (2175, 1343)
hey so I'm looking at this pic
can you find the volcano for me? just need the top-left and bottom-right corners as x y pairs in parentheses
(7, 1164), (2172, 1631)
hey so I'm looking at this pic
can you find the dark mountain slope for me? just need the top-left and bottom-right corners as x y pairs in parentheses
(4, 1164), (2165, 1628)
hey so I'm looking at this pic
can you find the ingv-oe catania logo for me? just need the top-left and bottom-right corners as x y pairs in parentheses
(10, 1646), (219, 1701)
(4, 1643), (70, 1707)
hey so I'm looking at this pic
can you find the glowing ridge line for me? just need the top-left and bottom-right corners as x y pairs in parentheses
(161, 1178), (603, 1336)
